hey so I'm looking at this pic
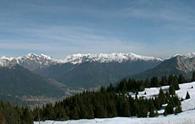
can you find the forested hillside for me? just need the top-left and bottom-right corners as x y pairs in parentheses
(33, 73), (192, 121)
(1, 72), (194, 123)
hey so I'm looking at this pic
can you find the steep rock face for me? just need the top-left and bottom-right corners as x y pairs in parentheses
(134, 54), (195, 79)
(176, 55), (195, 73)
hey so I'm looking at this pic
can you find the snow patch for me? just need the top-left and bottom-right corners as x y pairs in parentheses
(130, 82), (195, 112)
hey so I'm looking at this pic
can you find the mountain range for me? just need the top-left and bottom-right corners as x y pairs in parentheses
(1, 52), (195, 103)
(134, 53), (195, 79)
(0, 53), (161, 87)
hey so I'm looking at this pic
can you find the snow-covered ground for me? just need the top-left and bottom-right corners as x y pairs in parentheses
(34, 82), (195, 124)
(134, 81), (195, 112)
(34, 110), (195, 124)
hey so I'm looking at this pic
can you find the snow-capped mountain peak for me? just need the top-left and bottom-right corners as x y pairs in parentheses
(184, 52), (195, 58)
(63, 53), (162, 64)
(172, 52), (195, 59)
(0, 53), (58, 70)
(0, 56), (15, 61)
(24, 53), (52, 61)
(0, 52), (162, 67)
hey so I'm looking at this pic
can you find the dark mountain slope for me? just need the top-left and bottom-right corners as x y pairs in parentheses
(0, 65), (65, 102)
(37, 60), (161, 88)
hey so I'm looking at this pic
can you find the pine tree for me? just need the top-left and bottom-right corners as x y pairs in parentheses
(21, 108), (33, 124)
(116, 96), (130, 117)
(168, 75), (174, 85)
(160, 76), (168, 86)
(174, 105), (182, 115)
(178, 74), (185, 84)
(175, 77), (179, 90)
(129, 97), (136, 116)
(144, 78), (150, 87)
(122, 99), (130, 117)
(192, 71), (195, 81)
(135, 99), (148, 117)
(0, 113), (6, 124)
(169, 85), (175, 95)
(150, 77), (159, 87)
(158, 88), (166, 105)
(106, 84), (115, 92)
(164, 102), (174, 115)
(171, 76), (179, 90)
(54, 106), (68, 120)
(185, 92), (190, 99)
(149, 100), (157, 117)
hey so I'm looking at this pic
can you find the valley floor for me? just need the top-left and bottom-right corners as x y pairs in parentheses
(34, 82), (195, 124)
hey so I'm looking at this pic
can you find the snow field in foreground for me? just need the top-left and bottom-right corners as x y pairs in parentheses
(34, 110), (195, 124)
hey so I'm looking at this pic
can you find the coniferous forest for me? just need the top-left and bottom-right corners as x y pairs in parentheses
(33, 88), (181, 121)
(32, 74), (187, 121)
(1, 73), (194, 124)
(0, 102), (33, 124)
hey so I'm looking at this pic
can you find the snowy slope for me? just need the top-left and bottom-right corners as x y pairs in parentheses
(34, 82), (195, 124)
(34, 110), (195, 124)
(132, 81), (195, 112)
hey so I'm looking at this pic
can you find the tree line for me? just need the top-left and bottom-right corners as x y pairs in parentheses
(0, 101), (33, 124)
(33, 86), (182, 121)
(33, 73), (190, 121)
(111, 73), (192, 93)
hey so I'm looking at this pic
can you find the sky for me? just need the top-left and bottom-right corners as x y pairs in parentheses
(0, 0), (195, 58)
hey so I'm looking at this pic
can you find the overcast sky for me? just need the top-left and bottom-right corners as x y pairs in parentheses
(0, 0), (195, 58)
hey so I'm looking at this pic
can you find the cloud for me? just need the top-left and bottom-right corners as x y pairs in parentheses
(0, 24), (145, 57)
(1, 0), (195, 58)
(120, 0), (195, 30)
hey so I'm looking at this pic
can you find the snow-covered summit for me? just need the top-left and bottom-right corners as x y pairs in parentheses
(19, 53), (56, 64)
(63, 53), (162, 64)
(0, 56), (16, 67)
(0, 52), (162, 67)
(24, 53), (53, 60)
(0, 53), (59, 70)
(172, 52), (195, 58)
(184, 52), (195, 58)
